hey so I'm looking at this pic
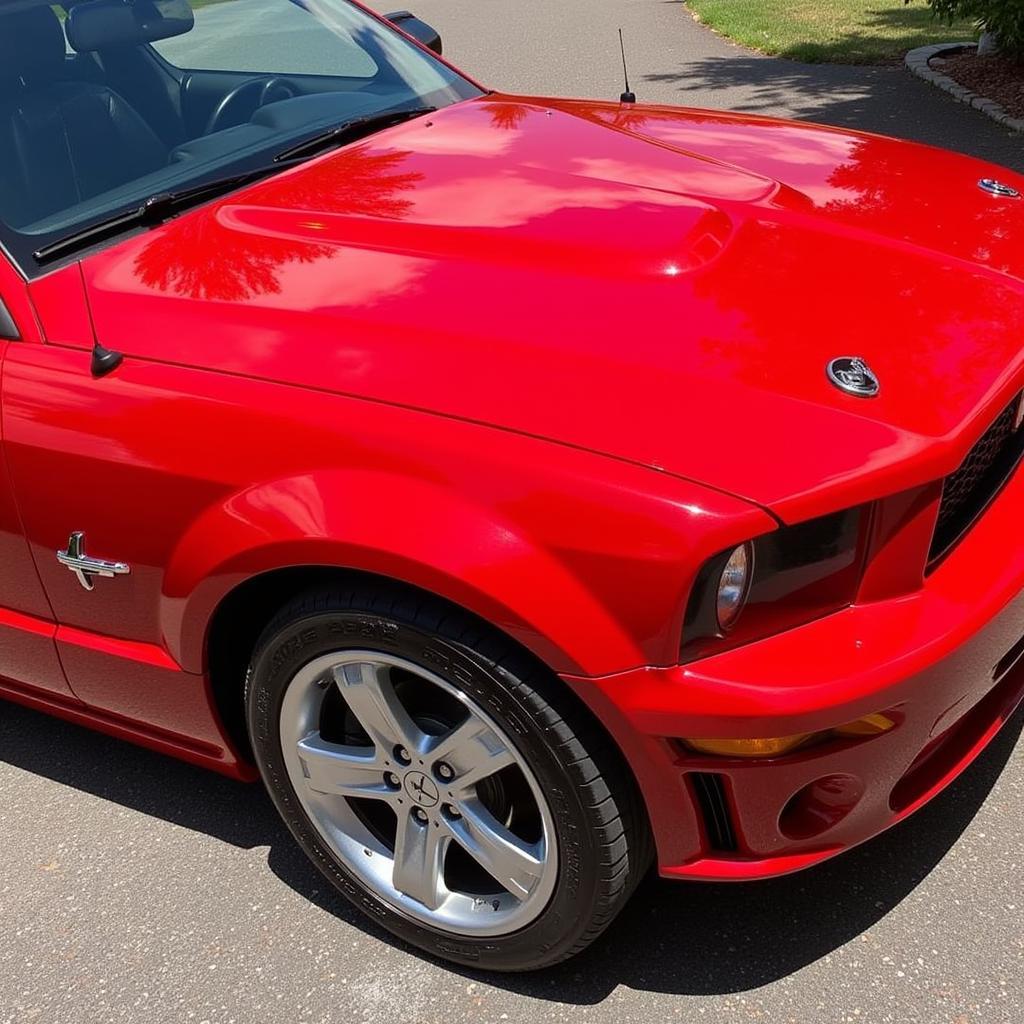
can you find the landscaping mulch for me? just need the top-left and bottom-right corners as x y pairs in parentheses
(932, 47), (1024, 120)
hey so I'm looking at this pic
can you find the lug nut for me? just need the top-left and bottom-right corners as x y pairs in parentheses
(443, 803), (461, 820)
(394, 745), (412, 765)
(435, 762), (454, 781)
(412, 807), (429, 824)
(384, 772), (401, 789)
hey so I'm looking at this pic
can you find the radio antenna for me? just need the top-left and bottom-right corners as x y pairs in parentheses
(618, 29), (636, 103)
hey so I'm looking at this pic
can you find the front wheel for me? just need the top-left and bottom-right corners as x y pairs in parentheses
(245, 586), (650, 971)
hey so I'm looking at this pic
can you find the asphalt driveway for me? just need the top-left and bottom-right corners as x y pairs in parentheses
(2, 3), (1023, 1023)
(413, 0), (1024, 172)
(2, 702), (1022, 1023)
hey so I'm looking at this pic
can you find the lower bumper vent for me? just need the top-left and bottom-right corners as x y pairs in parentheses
(689, 772), (738, 852)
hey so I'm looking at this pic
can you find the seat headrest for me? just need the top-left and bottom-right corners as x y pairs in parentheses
(67, 0), (194, 53)
(0, 6), (67, 83)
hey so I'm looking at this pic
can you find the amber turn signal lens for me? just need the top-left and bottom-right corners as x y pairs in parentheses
(683, 734), (812, 758)
(682, 713), (896, 759)
(832, 712), (896, 737)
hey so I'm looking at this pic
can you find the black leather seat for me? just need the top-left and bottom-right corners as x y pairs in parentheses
(0, 5), (167, 229)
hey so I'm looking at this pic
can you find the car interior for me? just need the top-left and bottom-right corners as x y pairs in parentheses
(0, 0), (467, 245)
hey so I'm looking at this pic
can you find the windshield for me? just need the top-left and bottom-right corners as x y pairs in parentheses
(0, 0), (480, 271)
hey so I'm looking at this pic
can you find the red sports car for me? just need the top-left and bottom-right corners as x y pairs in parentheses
(1, 0), (1022, 972)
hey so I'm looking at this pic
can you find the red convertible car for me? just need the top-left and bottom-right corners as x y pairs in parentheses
(1, 0), (1023, 972)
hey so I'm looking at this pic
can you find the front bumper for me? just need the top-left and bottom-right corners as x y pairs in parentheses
(563, 459), (1024, 881)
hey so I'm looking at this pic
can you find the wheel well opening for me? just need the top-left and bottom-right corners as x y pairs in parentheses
(206, 566), (650, 850)
(206, 565), (356, 759)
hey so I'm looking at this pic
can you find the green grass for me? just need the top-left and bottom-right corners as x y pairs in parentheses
(686, 0), (978, 64)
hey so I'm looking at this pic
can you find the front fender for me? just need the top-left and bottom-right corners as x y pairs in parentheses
(162, 446), (769, 679)
(163, 468), (641, 675)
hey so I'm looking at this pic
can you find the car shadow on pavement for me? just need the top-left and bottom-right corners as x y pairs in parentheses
(640, 54), (1024, 173)
(1, 699), (1020, 1000)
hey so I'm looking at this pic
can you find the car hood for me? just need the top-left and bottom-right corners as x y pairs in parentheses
(77, 95), (1024, 522)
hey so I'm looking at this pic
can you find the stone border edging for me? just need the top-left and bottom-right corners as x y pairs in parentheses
(905, 42), (1024, 132)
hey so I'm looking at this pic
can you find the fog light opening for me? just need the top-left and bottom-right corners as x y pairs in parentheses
(779, 774), (865, 841)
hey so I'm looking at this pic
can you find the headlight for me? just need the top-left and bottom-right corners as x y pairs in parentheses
(682, 506), (868, 662)
(715, 543), (752, 631)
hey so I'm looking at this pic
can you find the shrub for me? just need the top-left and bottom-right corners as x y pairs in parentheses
(910, 0), (1024, 57)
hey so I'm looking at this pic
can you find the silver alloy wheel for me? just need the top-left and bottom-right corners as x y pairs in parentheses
(280, 651), (559, 936)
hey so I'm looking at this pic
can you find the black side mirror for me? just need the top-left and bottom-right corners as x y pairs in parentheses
(385, 10), (442, 55)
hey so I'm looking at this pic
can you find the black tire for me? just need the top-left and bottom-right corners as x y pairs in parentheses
(245, 583), (652, 971)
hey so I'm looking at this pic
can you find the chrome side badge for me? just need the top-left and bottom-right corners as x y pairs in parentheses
(57, 531), (130, 591)
(827, 356), (880, 398)
(978, 178), (1020, 199)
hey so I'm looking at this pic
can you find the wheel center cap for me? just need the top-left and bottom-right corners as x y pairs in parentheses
(403, 770), (439, 808)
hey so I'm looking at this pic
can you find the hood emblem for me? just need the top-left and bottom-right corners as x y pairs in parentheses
(827, 357), (880, 398)
(978, 178), (1020, 199)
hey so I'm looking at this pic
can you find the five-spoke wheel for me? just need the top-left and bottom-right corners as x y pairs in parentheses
(247, 588), (649, 970)
(280, 651), (558, 934)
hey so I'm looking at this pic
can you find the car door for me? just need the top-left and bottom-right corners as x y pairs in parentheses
(1, 261), (233, 754)
(0, 253), (77, 700)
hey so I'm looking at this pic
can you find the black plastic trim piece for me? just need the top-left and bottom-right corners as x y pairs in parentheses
(90, 342), (124, 378)
(689, 772), (738, 852)
(0, 297), (19, 340)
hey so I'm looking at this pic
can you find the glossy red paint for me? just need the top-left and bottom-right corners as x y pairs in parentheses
(1, 90), (1023, 877)
(70, 96), (1024, 524)
(0, 258), (72, 698)
(567, 458), (1024, 873)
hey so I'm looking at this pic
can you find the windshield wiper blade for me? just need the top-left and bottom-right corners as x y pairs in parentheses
(33, 160), (302, 265)
(35, 106), (437, 264)
(273, 106), (436, 163)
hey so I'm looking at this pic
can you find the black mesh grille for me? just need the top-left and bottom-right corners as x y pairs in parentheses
(929, 393), (1024, 566)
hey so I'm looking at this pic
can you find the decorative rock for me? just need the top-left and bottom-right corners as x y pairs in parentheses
(977, 31), (1000, 57)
